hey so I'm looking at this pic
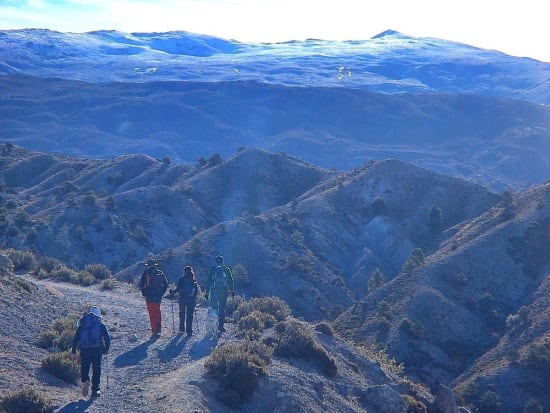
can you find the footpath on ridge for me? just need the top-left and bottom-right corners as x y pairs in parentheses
(31, 278), (237, 412)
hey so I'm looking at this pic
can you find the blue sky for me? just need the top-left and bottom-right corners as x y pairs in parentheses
(2, 0), (549, 62)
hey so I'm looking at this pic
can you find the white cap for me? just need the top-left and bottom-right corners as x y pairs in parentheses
(89, 306), (102, 318)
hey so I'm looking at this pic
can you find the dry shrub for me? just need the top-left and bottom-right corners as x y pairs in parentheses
(0, 388), (53, 413)
(234, 296), (290, 322)
(41, 351), (79, 384)
(274, 319), (337, 377)
(204, 341), (273, 407)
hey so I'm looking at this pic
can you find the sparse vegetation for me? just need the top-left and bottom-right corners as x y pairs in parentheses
(0, 388), (54, 413)
(359, 343), (404, 377)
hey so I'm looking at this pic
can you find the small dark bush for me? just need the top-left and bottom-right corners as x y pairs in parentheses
(41, 351), (79, 384)
(525, 341), (550, 378)
(523, 398), (543, 413)
(314, 321), (334, 336)
(402, 394), (427, 413)
(399, 318), (425, 339)
(0, 388), (54, 413)
(83, 263), (112, 280)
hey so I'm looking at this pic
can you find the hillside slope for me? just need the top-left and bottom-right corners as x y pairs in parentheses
(334, 181), (550, 411)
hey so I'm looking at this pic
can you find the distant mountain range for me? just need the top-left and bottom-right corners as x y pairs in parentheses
(1, 29), (549, 190)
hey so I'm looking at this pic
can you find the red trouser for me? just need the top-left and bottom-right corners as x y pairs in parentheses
(146, 302), (162, 334)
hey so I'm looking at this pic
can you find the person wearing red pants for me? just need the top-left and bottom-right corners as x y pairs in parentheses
(139, 258), (169, 336)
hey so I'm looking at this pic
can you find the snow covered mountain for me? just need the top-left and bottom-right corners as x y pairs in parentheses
(1, 28), (549, 103)
(1, 29), (549, 190)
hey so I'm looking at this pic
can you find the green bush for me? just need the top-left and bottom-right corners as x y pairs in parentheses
(234, 296), (291, 322)
(41, 351), (79, 384)
(83, 263), (112, 280)
(0, 388), (53, 413)
(523, 398), (543, 413)
(478, 390), (501, 413)
(204, 341), (272, 407)
(36, 315), (78, 351)
(399, 318), (425, 339)
(49, 265), (79, 283)
(5, 249), (38, 272)
(78, 270), (96, 286)
(273, 319), (337, 377)
(525, 341), (550, 378)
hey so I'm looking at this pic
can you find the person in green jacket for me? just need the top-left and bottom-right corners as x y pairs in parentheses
(204, 255), (235, 332)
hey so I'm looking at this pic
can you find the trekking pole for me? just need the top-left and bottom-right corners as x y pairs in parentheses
(193, 304), (200, 336)
(104, 352), (109, 390)
(171, 298), (175, 335)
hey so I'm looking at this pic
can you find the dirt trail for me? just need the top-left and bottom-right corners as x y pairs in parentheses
(30, 279), (237, 413)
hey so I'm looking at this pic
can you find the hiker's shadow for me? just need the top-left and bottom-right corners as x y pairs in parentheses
(158, 334), (189, 362)
(56, 398), (93, 412)
(114, 336), (157, 367)
(190, 334), (219, 360)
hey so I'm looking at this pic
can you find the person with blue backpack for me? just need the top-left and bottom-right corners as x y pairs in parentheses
(71, 305), (110, 398)
(204, 255), (235, 332)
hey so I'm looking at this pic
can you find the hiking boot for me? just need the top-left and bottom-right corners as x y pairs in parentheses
(81, 380), (90, 397)
(186, 331), (192, 337)
(91, 390), (101, 398)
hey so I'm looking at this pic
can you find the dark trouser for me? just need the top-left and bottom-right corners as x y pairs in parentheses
(178, 298), (196, 334)
(210, 291), (228, 329)
(80, 347), (103, 391)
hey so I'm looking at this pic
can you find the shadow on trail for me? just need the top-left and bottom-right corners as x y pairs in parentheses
(190, 335), (219, 360)
(157, 334), (190, 362)
(56, 398), (93, 412)
(113, 336), (158, 367)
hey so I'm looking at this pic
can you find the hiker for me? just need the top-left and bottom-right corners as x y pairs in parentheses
(139, 258), (169, 336)
(71, 306), (111, 398)
(169, 265), (199, 336)
(205, 255), (235, 332)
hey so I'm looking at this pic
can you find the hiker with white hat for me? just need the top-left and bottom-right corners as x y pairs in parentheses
(71, 305), (111, 398)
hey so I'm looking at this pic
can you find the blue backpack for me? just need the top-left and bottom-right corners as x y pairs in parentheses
(78, 313), (101, 349)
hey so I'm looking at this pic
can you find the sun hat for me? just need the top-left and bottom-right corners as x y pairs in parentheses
(89, 306), (102, 318)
